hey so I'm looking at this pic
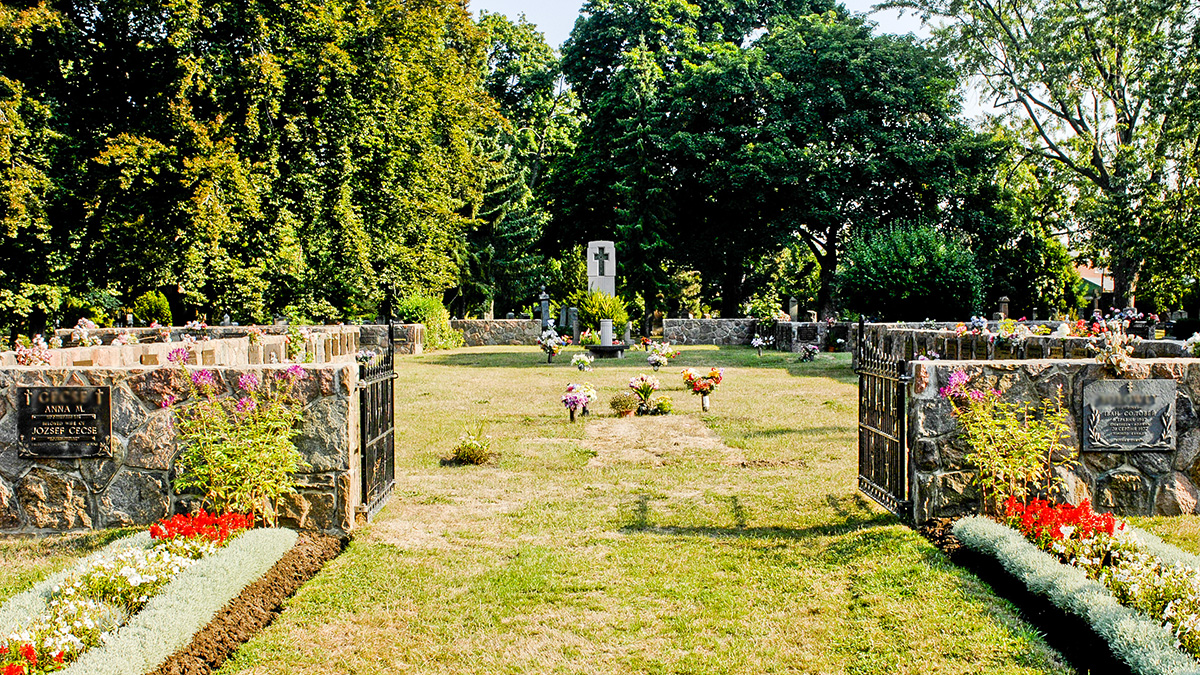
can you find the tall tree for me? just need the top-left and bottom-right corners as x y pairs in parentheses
(890, 0), (1200, 307)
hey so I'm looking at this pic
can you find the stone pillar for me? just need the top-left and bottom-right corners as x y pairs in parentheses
(600, 319), (613, 346)
(539, 287), (551, 330)
(569, 307), (580, 344)
(624, 322), (632, 344)
(788, 297), (799, 322)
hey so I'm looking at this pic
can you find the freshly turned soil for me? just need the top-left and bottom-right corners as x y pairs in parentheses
(149, 532), (345, 675)
(918, 519), (1132, 675)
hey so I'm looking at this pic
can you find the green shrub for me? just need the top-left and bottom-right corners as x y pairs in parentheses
(172, 367), (308, 524)
(395, 296), (465, 350)
(609, 392), (639, 414)
(132, 290), (173, 326)
(745, 291), (781, 321)
(452, 427), (492, 465)
(571, 290), (629, 331)
(835, 224), (982, 321)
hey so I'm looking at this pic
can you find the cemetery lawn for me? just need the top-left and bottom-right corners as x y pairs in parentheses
(216, 346), (1065, 675)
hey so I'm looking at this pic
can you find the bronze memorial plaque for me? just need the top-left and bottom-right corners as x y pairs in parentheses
(1082, 380), (1176, 452)
(17, 386), (112, 458)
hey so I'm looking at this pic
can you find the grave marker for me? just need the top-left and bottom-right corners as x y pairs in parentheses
(17, 386), (112, 459)
(1083, 380), (1176, 452)
(587, 240), (616, 296)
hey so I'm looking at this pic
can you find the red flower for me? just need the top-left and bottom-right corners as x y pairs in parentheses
(0, 645), (7, 655)
(53, 651), (64, 664)
(4, 663), (27, 675)
(19, 643), (35, 664)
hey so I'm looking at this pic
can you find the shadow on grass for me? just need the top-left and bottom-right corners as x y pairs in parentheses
(620, 491), (897, 540)
(738, 425), (856, 439)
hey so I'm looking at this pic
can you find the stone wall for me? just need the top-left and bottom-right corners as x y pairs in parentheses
(908, 359), (1200, 523)
(359, 324), (424, 355)
(663, 319), (757, 345)
(9, 326), (360, 368)
(0, 362), (358, 536)
(452, 319), (540, 346)
(859, 324), (1185, 363)
(772, 322), (854, 352)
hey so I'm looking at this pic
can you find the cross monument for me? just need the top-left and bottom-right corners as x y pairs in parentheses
(587, 240), (616, 296)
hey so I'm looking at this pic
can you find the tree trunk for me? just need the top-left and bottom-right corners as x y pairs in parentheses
(815, 248), (838, 320)
(1110, 254), (1142, 309)
(720, 264), (743, 317)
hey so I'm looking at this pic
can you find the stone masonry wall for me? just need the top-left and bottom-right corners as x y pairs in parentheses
(359, 324), (424, 355)
(860, 324), (1186, 363)
(772, 322), (854, 353)
(664, 319), (757, 345)
(452, 319), (540, 346)
(0, 362), (358, 536)
(909, 359), (1200, 523)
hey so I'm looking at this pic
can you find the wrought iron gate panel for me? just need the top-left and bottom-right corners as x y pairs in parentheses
(855, 321), (912, 519)
(359, 325), (396, 521)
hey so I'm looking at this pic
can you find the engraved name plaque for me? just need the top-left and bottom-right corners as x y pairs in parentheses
(17, 386), (112, 458)
(1082, 380), (1176, 452)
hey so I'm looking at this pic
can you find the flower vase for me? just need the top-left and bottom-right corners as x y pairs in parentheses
(702, 394), (710, 412)
(757, 347), (763, 357)
(569, 408), (576, 423)
(619, 409), (634, 418)
(652, 364), (660, 372)
(547, 352), (553, 364)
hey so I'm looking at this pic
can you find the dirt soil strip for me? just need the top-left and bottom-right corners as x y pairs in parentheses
(920, 519), (1132, 675)
(149, 532), (345, 675)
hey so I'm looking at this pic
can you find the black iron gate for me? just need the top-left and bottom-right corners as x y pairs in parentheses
(855, 321), (912, 519)
(359, 322), (396, 521)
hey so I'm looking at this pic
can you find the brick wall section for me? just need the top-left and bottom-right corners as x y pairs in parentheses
(0, 363), (358, 536)
(451, 319), (540, 346)
(909, 359), (1200, 522)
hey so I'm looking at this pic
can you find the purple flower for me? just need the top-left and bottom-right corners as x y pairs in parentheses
(238, 372), (260, 392)
(160, 394), (177, 409)
(167, 348), (191, 365)
(236, 396), (257, 413)
(284, 364), (305, 382)
(191, 369), (216, 388)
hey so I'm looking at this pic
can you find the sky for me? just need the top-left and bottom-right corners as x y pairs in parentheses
(468, 0), (930, 49)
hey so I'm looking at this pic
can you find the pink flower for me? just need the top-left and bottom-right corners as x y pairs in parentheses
(191, 369), (216, 388)
(236, 396), (257, 413)
(168, 347), (191, 364)
(284, 364), (305, 381)
(160, 394), (178, 409)
(238, 372), (260, 392)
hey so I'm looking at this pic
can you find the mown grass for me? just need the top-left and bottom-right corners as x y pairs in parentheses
(217, 346), (1071, 675)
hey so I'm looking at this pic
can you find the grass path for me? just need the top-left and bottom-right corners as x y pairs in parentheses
(216, 346), (1071, 675)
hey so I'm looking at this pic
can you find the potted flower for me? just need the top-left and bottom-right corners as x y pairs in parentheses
(628, 374), (660, 415)
(610, 392), (639, 417)
(681, 367), (723, 412)
(750, 334), (774, 356)
(572, 353), (594, 371)
(799, 344), (819, 362)
(538, 329), (566, 363)
(647, 352), (668, 371)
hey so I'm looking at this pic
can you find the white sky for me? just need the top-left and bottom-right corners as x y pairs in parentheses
(469, 0), (930, 48)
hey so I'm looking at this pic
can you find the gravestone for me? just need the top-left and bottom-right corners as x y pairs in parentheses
(1172, 310), (1189, 321)
(587, 240), (616, 296)
(17, 387), (113, 459)
(1083, 380), (1176, 452)
(539, 287), (551, 330)
(998, 296), (1010, 319)
(788, 297), (799, 322)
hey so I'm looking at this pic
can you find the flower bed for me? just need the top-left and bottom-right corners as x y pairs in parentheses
(953, 514), (1200, 675)
(0, 514), (310, 675)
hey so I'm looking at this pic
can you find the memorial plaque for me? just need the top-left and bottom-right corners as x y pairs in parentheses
(17, 386), (112, 459)
(1083, 380), (1176, 452)
(797, 325), (818, 342)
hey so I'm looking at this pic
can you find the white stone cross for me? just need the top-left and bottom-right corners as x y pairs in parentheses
(587, 240), (616, 296)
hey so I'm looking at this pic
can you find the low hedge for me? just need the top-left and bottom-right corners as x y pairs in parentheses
(953, 516), (1200, 675)
(58, 528), (297, 675)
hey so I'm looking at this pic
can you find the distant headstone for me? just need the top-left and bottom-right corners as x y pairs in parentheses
(1172, 310), (1189, 321)
(506, 312), (515, 319)
(539, 287), (551, 330)
(560, 307), (568, 327)
(624, 322), (632, 344)
(806, 310), (817, 323)
(587, 240), (616, 296)
(788, 297), (799, 322)
(222, 313), (231, 326)
(569, 307), (580, 344)
(1083, 380), (1176, 452)
(998, 296), (1010, 319)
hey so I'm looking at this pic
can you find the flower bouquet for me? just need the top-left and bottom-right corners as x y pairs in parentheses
(538, 329), (567, 363)
(628, 374), (660, 415)
(14, 335), (52, 366)
(571, 353), (594, 372)
(681, 367), (723, 412)
(750, 334), (774, 356)
(562, 382), (597, 422)
(647, 353), (668, 371)
(798, 344), (819, 362)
